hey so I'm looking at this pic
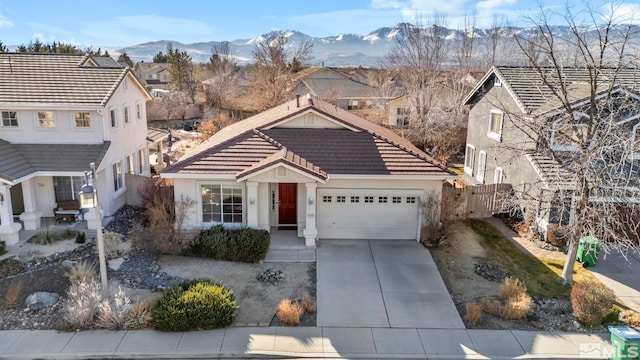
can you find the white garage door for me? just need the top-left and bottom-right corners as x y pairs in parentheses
(317, 189), (420, 239)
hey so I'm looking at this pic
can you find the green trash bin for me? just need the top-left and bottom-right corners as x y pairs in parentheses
(577, 236), (601, 267)
(609, 326), (640, 360)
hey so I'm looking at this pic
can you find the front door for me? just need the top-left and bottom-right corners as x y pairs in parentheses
(278, 183), (297, 228)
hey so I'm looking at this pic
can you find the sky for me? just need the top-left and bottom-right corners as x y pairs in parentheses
(0, 0), (639, 48)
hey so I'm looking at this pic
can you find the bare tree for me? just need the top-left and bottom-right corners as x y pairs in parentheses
(455, 12), (477, 71)
(251, 34), (313, 110)
(386, 16), (475, 163)
(503, 4), (640, 284)
(204, 42), (239, 110)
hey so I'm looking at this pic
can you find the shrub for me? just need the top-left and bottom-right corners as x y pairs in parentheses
(480, 296), (502, 316)
(0, 241), (5, 255)
(189, 225), (270, 263)
(63, 280), (103, 330)
(501, 293), (532, 320)
(301, 293), (317, 313)
(277, 298), (304, 326)
(102, 232), (122, 258)
(30, 229), (63, 245)
(59, 229), (79, 240)
(75, 232), (87, 244)
(571, 280), (615, 327)
(96, 285), (131, 329)
(621, 310), (640, 330)
(66, 261), (96, 285)
(465, 302), (482, 325)
(153, 279), (238, 331)
(501, 278), (527, 300)
(125, 299), (156, 329)
(3, 282), (21, 309)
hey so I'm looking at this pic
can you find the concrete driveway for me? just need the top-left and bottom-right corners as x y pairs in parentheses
(317, 240), (464, 328)
(589, 250), (640, 312)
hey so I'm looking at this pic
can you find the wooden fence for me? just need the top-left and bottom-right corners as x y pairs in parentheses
(441, 183), (513, 220)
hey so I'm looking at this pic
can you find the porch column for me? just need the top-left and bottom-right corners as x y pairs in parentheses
(0, 184), (21, 245)
(246, 181), (259, 228)
(19, 178), (42, 230)
(155, 142), (165, 171)
(303, 182), (317, 247)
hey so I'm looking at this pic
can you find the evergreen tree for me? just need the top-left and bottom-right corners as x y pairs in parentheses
(118, 52), (134, 67)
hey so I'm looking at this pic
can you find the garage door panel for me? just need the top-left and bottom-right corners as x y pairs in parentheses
(317, 189), (420, 240)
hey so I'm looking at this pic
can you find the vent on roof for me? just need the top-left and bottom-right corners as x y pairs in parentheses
(276, 167), (287, 177)
(494, 77), (502, 87)
(305, 114), (316, 126)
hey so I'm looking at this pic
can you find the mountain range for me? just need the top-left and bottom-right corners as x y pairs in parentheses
(117, 23), (640, 67)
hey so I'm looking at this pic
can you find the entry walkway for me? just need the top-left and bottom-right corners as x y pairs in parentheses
(0, 328), (612, 359)
(317, 240), (464, 328)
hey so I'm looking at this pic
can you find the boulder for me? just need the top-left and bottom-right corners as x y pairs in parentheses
(26, 292), (60, 309)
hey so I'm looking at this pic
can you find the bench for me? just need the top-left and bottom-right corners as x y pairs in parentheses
(54, 200), (82, 223)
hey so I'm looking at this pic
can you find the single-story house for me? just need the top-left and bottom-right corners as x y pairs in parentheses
(160, 95), (455, 247)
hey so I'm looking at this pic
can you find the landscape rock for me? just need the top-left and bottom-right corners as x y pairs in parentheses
(257, 268), (285, 285)
(474, 262), (511, 282)
(26, 292), (60, 309)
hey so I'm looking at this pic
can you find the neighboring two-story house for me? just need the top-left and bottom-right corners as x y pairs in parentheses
(462, 66), (640, 234)
(133, 62), (170, 90)
(0, 53), (152, 244)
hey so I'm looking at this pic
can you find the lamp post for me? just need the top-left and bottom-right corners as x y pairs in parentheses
(79, 162), (108, 293)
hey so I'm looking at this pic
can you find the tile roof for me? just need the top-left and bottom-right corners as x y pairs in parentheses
(0, 140), (110, 183)
(162, 96), (454, 179)
(465, 66), (640, 115)
(293, 67), (385, 99)
(0, 53), (139, 106)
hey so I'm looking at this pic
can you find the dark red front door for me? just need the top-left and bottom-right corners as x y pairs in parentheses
(278, 183), (297, 226)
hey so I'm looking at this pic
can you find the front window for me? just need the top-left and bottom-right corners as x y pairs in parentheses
(53, 176), (83, 202)
(1, 111), (18, 127)
(37, 111), (55, 128)
(74, 112), (91, 128)
(464, 144), (476, 175)
(138, 149), (146, 173)
(201, 184), (243, 224)
(488, 110), (503, 141)
(113, 161), (123, 191)
(110, 109), (117, 128)
(124, 107), (130, 124)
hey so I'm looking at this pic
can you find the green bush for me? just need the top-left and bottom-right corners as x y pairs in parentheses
(188, 225), (270, 263)
(153, 279), (238, 331)
(0, 241), (5, 256)
(571, 280), (615, 327)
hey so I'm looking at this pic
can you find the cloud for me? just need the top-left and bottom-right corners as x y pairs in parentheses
(602, 2), (640, 24)
(476, 0), (517, 11)
(371, 0), (469, 18)
(0, 5), (12, 27)
(82, 15), (215, 46)
(371, 0), (404, 9)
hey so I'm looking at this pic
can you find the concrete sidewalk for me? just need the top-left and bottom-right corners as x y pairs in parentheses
(0, 327), (612, 359)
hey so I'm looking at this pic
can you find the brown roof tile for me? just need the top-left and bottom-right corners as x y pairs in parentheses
(162, 96), (454, 178)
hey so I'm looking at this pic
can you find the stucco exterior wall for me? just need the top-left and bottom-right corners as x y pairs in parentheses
(464, 80), (538, 192)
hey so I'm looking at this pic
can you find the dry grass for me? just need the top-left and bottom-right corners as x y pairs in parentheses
(66, 261), (96, 285)
(3, 282), (21, 309)
(465, 302), (482, 325)
(501, 294), (533, 320)
(124, 299), (157, 329)
(277, 298), (304, 326)
(301, 293), (316, 313)
(95, 286), (131, 330)
(480, 296), (502, 317)
(501, 278), (527, 300)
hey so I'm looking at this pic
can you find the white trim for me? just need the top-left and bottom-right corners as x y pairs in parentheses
(197, 182), (246, 227)
(476, 151), (487, 184)
(262, 108), (361, 132)
(160, 173), (236, 180)
(236, 163), (326, 183)
(487, 109), (503, 142)
(462, 68), (528, 115)
(328, 174), (455, 180)
(464, 144), (476, 176)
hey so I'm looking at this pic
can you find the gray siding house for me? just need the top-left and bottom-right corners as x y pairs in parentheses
(462, 66), (640, 235)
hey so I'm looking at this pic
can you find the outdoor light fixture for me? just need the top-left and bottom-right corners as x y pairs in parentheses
(79, 162), (108, 294)
(308, 197), (314, 205)
(249, 197), (255, 205)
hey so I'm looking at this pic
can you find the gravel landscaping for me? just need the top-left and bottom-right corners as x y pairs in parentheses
(0, 205), (316, 330)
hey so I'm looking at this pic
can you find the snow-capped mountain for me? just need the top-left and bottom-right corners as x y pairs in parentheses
(116, 23), (640, 67)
